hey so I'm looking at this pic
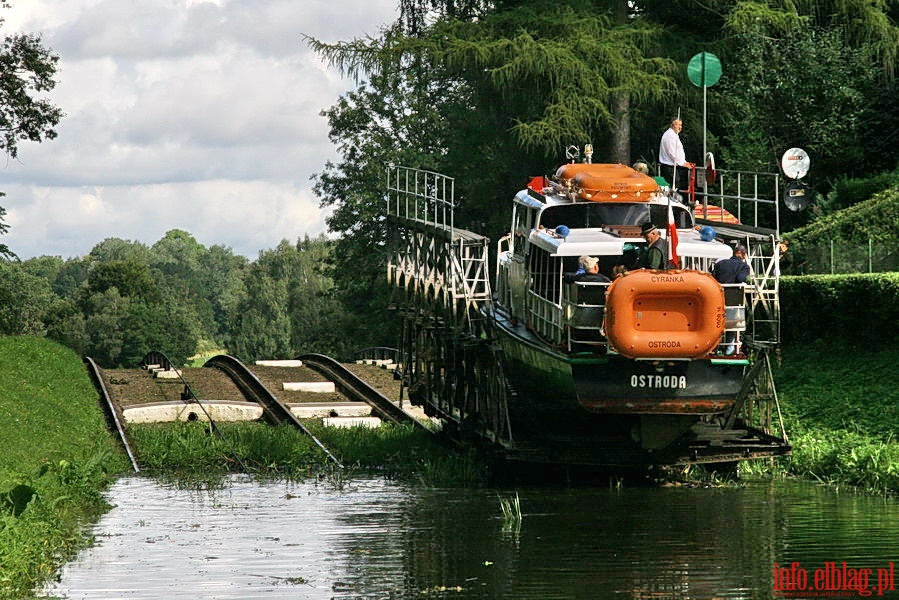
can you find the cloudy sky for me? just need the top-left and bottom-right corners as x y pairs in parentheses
(1, 0), (397, 260)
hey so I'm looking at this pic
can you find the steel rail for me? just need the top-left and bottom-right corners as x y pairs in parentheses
(203, 354), (342, 466)
(297, 353), (433, 434)
(141, 350), (250, 471)
(84, 356), (140, 472)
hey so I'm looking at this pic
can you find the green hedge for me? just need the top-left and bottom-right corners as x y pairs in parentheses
(780, 272), (899, 346)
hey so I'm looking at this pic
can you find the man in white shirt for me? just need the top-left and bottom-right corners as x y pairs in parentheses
(659, 117), (695, 194)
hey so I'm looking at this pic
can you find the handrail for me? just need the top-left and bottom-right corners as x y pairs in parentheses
(84, 356), (140, 472)
(353, 347), (399, 363)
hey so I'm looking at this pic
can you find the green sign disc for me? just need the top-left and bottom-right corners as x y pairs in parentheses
(687, 52), (722, 87)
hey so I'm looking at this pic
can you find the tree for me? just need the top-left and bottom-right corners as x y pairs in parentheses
(0, 259), (57, 335)
(226, 236), (356, 361)
(1, 6), (65, 254)
(310, 1), (675, 164)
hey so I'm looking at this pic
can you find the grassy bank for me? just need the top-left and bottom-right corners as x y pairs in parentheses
(0, 336), (130, 599)
(748, 344), (899, 493)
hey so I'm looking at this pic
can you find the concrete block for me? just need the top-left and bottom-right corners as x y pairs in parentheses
(154, 369), (182, 379)
(322, 416), (381, 429)
(143, 364), (161, 370)
(255, 359), (303, 367)
(283, 381), (335, 393)
(290, 403), (371, 418)
(123, 402), (263, 423)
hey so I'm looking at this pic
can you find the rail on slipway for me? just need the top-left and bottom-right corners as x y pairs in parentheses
(298, 353), (432, 433)
(84, 356), (140, 472)
(203, 354), (342, 466)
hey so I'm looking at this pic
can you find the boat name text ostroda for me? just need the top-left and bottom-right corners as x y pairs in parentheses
(630, 374), (688, 389)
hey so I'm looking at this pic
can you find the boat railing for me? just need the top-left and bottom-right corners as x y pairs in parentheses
(719, 283), (748, 356)
(562, 281), (610, 351)
(386, 165), (455, 233)
(692, 167), (781, 233)
(526, 290), (565, 345)
(495, 235), (513, 308)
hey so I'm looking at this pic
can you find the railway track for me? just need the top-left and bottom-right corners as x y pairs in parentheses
(298, 353), (431, 433)
(89, 350), (433, 470)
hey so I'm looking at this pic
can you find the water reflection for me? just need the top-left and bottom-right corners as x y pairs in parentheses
(42, 476), (899, 599)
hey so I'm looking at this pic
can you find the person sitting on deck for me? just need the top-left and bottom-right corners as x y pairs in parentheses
(713, 244), (750, 355)
(564, 256), (611, 283)
(576, 256), (611, 283)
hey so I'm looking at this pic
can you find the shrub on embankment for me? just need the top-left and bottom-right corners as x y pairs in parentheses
(779, 272), (899, 347)
(0, 336), (130, 599)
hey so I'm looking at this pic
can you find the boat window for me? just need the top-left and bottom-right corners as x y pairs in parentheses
(539, 204), (650, 229)
(538, 203), (693, 230)
(527, 245), (561, 303)
(649, 204), (693, 229)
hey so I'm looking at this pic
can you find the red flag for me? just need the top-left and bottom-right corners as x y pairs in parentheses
(667, 202), (680, 268)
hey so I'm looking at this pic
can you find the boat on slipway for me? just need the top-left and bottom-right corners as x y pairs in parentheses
(386, 149), (790, 466)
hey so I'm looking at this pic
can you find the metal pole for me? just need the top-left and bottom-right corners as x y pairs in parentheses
(830, 239), (835, 274)
(869, 238), (873, 273)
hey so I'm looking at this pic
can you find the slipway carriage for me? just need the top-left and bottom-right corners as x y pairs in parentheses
(387, 150), (790, 466)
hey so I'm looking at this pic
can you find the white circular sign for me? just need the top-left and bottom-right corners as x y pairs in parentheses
(781, 147), (810, 179)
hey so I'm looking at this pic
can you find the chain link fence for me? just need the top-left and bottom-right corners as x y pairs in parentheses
(784, 239), (899, 275)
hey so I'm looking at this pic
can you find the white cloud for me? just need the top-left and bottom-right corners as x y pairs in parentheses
(4, 179), (332, 259)
(0, 0), (396, 259)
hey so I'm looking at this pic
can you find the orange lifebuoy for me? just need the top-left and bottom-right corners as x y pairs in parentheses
(555, 163), (659, 202)
(603, 269), (725, 359)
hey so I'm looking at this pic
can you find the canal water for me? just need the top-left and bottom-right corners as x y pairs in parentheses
(42, 475), (899, 599)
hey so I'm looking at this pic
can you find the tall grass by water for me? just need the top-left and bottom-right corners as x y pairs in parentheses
(744, 344), (899, 494)
(0, 336), (129, 599)
(128, 420), (489, 486)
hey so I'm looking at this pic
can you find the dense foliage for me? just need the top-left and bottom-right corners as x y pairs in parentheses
(779, 273), (899, 346)
(310, 0), (899, 326)
(783, 185), (899, 273)
(0, 232), (354, 367)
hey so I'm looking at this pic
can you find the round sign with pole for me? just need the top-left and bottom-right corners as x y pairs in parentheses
(688, 52), (722, 88)
(687, 52), (721, 201)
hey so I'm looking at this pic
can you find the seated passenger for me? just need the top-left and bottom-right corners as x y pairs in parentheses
(576, 255), (611, 283)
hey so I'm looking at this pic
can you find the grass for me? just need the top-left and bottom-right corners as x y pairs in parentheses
(128, 420), (489, 486)
(742, 343), (899, 494)
(498, 491), (522, 535)
(0, 336), (130, 599)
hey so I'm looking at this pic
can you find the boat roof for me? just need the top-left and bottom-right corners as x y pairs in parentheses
(528, 225), (732, 259)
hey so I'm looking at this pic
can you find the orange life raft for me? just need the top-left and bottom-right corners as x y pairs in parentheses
(603, 269), (725, 359)
(555, 163), (658, 202)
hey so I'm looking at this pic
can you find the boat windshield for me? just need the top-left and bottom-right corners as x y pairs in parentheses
(539, 203), (692, 230)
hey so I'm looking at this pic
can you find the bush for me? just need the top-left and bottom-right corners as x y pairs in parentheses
(780, 273), (899, 347)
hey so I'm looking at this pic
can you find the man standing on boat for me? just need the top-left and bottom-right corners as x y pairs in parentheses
(659, 117), (694, 195)
(641, 222), (669, 270)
